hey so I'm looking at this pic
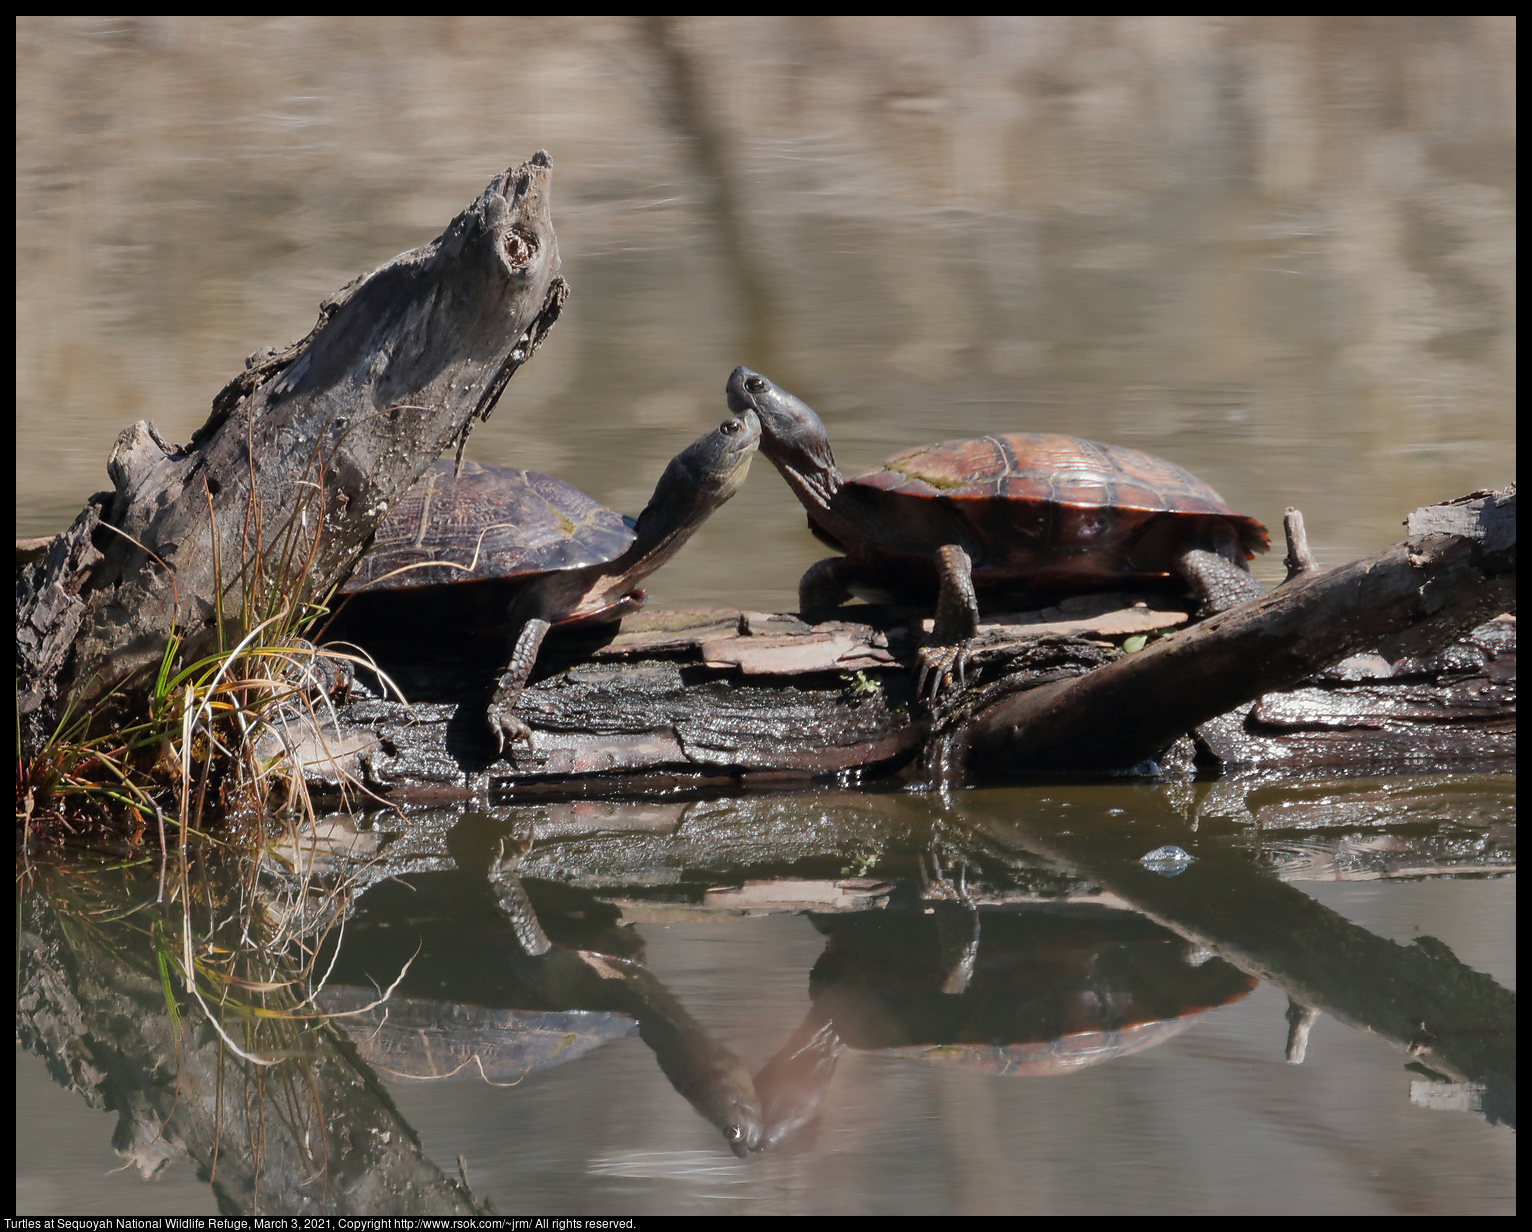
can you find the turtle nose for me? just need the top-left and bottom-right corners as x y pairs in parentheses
(726, 366), (764, 414)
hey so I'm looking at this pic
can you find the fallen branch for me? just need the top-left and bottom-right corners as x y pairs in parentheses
(953, 487), (1514, 776)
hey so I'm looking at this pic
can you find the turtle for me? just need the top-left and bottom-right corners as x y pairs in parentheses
(487, 840), (765, 1156)
(751, 901), (1257, 1150)
(725, 367), (1269, 695)
(338, 409), (760, 747)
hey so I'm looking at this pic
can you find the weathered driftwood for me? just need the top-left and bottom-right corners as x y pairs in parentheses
(16, 152), (567, 755)
(300, 488), (1513, 800)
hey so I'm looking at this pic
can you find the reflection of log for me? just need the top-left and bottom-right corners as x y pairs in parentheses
(278, 780), (1515, 913)
(278, 788), (1513, 1135)
(16, 885), (485, 1215)
(15, 153), (566, 755)
(965, 798), (1516, 1129)
(309, 491), (1513, 799)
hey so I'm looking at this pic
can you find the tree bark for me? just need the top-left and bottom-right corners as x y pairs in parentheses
(16, 152), (567, 755)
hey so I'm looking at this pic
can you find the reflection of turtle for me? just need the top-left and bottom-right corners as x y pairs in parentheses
(337, 410), (759, 746)
(727, 368), (1267, 693)
(320, 852), (763, 1157)
(488, 846), (764, 1157)
(318, 985), (637, 1084)
(752, 902), (1255, 1150)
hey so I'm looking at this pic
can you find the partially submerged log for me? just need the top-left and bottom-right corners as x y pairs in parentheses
(297, 488), (1513, 801)
(16, 152), (567, 755)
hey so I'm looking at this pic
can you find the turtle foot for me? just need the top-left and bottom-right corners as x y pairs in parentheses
(487, 705), (534, 754)
(915, 641), (973, 701)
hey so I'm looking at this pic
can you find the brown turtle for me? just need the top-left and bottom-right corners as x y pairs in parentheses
(752, 902), (1257, 1151)
(726, 367), (1268, 694)
(339, 410), (759, 746)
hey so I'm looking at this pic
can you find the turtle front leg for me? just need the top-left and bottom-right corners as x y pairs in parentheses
(488, 836), (552, 956)
(488, 616), (551, 751)
(915, 544), (981, 700)
(798, 556), (854, 614)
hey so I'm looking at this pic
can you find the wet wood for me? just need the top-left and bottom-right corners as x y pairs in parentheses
(16, 152), (568, 756)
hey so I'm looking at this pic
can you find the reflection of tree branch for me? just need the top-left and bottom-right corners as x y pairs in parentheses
(17, 884), (484, 1215)
(970, 801), (1516, 1129)
(638, 16), (781, 373)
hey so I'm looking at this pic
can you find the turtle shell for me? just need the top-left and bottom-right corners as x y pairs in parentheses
(833, 433), (1268, 590)
(342, 460), (636, 594)
(318, 986), (638, 1082)
(806, 904), (1257, 1077)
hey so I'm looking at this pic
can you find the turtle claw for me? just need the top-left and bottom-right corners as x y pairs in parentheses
(488, 705), (534, 755)
(916, 642), (972, 702)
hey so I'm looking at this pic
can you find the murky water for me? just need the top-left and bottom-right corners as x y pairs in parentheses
(15, 17), (1515, 1216)
(16, 782), (1517, 1215)
(16, 16), (1515, 606)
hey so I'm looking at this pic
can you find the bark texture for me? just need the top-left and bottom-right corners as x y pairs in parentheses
(17, 153), (567, 754)
(955, 487), (1515, 776)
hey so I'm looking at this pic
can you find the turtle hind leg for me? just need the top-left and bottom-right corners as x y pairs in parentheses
(798, 556), (854, 615)
(488, 615), (551, 751)
(915, 544), (981, 700)
(1177, 547), (1266, 616)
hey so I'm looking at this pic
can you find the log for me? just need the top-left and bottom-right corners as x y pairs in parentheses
(294, 492), (1513, 801)
(16, 152), (568, 756)
(954, 486), (1515, 777)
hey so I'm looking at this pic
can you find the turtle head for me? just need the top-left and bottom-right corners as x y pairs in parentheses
(647, 407), (760, 518)
(720, 1102), (765, 1158)
(622, 409), (760, 581)
(726, 367), (841, 510)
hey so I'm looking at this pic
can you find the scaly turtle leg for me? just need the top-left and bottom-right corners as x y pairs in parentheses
(798, 556), (854, 613)
(488, 615), (551, 751)
(915, 544), (981, 700)
(1176, 547), (1265, 616)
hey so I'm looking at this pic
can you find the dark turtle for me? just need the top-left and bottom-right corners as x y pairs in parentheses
(726, 367), (1269, 693)
(488, 842), (764, 1156)
(340, 410), (760, 746)
(751, 901), (1257, 1150)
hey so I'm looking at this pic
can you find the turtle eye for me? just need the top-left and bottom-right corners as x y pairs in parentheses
(725, 1126), (743, 1140)
(720, 419), (739, 434)
(744, 376), (766, 393)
